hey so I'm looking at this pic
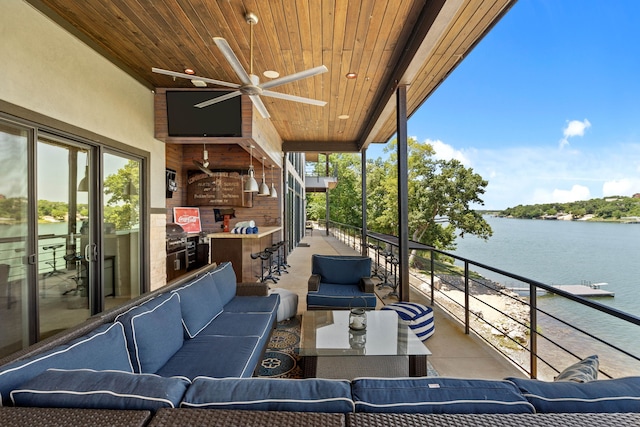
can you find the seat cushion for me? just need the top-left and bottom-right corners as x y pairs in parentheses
(181, 377), (354, 413)
(155, 335), (262, 379)
(115, 292), (184, 373)
(382, 302), (435, 341)
(311, 255), (371, 285)
(506, 376), (640, 413)
(352, 377), (535, 414)
(307, 283), (377, 308)
(0, 322), (133, 406)
(223, 294), (280, 314)
(172, 273), (224, 339)
(199, 312), (273, 339)
(10, 368), (190, 410)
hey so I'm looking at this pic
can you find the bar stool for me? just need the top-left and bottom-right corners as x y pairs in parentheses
(43, 244), (64, 277)
(377, 248), (395, 290)
(251, 248), (278, 284)
(369, 244), (385, 280)
(271, 241), (289, 276)
(382, 255), (399, 299)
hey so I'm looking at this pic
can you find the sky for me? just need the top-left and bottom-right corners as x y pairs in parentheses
(367, 0), (640, 210)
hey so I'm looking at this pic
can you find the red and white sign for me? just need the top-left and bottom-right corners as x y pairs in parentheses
(173, 207), (202, 233)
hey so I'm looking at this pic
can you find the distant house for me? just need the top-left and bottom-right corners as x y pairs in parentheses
(633, 193), (640, 199)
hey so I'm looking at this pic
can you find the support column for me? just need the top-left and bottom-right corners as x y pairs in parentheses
(324, 154), (330, 236)
(361, 149), (368, 256)
(396, 85), (410, 302)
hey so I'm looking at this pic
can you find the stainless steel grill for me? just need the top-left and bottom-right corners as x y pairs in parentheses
(166, 223), (187, 254)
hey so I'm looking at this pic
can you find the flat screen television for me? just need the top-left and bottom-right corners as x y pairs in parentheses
(166, 91), (242, 137)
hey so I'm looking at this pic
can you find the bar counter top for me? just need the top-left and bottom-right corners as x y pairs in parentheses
(207, 226), (282, 239)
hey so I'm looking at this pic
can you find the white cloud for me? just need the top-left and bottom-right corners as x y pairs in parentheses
(426, 138), (471, 165)
(560, 119), (591, 148)
(602, 178), (640, 196)
(551, 185), (591, 203)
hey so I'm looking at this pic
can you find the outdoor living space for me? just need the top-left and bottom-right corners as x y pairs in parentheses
(271, 227), (525, 380)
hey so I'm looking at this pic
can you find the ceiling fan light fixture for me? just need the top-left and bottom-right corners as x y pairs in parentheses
(263, 70), (280, 79)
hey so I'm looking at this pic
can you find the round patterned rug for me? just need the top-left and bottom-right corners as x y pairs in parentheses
(257, 316), (303, 378)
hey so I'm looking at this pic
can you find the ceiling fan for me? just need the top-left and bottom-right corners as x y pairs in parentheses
(193, 144), (213, 176)
(152, 12), (328, 119)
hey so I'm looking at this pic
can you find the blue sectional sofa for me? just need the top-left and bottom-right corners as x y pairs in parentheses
(0, 262), (278, 410)
(1, 261), (640, 426)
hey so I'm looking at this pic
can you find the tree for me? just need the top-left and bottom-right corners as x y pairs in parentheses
(368, 138), (492, 250)
(103, 160), (139, 230)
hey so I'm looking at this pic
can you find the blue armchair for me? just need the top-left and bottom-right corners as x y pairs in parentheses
(306, 255), (377, 310)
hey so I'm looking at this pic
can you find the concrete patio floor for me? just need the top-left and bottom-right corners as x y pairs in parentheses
(270, 227), (526, 380)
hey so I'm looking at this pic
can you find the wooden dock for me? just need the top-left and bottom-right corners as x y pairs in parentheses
(553, 283), (614, 297)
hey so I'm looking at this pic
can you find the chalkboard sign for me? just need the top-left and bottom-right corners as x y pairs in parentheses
(186, 170), (252, 207)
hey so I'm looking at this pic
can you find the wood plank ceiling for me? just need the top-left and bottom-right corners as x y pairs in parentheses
(28, 0), (516, 153)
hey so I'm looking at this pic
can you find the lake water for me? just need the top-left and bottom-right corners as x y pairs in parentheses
(453, 216), (640, 376)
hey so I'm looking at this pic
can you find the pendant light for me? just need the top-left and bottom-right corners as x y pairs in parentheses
(270, 165), (278, 198)
(258, 157), (270, 196)
(78, 152), (88, 192)
(244, 145), (259, 192)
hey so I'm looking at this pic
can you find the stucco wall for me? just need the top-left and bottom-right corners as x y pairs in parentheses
(1, 0), (165, 208)
(1, 0), (167, 289)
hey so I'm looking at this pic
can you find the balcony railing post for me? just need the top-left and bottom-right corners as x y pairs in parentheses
(464, 261), (470, 335)
(529, 281), (538, 378)
(430, 250), (435, 305)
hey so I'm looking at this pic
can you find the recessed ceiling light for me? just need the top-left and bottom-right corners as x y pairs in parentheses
(263, 70), (280, 79)
(184, 68), (195, 75)
(338, 114), (349, 120)
(345, 72), (358, 79)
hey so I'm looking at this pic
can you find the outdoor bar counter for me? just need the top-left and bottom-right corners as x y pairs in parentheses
(208, 226), (282, 282)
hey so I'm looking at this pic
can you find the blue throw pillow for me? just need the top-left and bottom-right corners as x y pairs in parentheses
(116, 292), (183, 373)
(0, 322), (133, 406)
(209, 262), (237, 306)
(11, 369), (190, 410)
(181, 377), (354, 413)
(172, 273), (224, 338)
(506, 376), (640, 413)
(352, 377), (535, 414)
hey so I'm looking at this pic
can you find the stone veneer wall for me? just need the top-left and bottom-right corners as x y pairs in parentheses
(150, 213), (167, 291)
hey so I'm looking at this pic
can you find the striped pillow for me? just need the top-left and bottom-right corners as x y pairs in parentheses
(382, 302), (435, 341)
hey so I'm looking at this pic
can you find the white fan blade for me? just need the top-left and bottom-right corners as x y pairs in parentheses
(194, 91), (242, 108)
(261, 65), (328, 90)
(151, 67), (240, 89)
(249, 95), (270, 119)
(262, 90), (327, 106)
(193, 160), (214, 176)
(213, 37), (253, 86)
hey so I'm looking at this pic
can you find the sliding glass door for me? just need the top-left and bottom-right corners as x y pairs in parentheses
(0, 116), (146, 358)
(37, 137), (94, 340)
(103, 152), (142, 310)
(0, 122), (30, 355)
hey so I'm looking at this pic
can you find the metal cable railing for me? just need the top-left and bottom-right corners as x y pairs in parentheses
(325, 220), (640, 380)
